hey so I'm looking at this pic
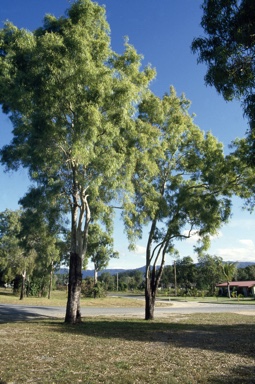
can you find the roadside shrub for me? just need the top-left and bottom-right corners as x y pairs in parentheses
(81, 277), (94, 297)
(27, 278), (48, 297)
(93, 282), (107, 298)
(81, 278), (107, 298)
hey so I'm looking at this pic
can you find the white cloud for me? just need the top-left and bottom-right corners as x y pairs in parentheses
(183, 230), (223, 244)
(239, 239), (254, 248)
(216, 238), (255, 262)
(134, 245), (146, 255)
(229, 218), (255, 230)
(217, 247), (255, 262)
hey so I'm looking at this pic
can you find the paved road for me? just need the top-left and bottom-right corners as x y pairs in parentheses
(0, 301), (255, 322)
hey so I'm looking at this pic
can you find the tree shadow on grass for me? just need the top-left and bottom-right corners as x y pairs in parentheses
(44, 315), (255, 383)
(1, 312), (254, 383)
(48, 315), (255, 359)
(49, 316), (255, 383)
(208, 364), (255, 384)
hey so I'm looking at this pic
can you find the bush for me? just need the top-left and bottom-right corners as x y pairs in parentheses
(27, 278), (48, 297)
(81, 278), (107, 298)
(93, 282), (107, 298)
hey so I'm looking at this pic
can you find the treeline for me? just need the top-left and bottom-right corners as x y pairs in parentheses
(0, 208), (116, 300)
(75, 255), (255, 298)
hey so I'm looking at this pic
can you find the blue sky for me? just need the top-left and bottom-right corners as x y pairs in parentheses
(1, 0), (255, 269)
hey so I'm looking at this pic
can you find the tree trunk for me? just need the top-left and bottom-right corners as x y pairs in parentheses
(48, 260), (53, 300)
(94, 267), (98, 285)
(227, 281), (231, 299)
(145, 282), (156, 320)
(65, 252), (82, 324)
(20, 271), (26, 300)
(174, 260), (177, 296)
(145, 264), (156, 320)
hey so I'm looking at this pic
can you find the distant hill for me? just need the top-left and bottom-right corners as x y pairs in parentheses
(55, 267), (131, 278)
(82, 266), (148, 278)
(82, 268), (127, 278)
(236, 261), (255, 269)
(56, 261), (255, 278)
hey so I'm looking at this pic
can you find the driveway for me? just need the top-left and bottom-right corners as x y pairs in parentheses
(0, 300), (255, 322)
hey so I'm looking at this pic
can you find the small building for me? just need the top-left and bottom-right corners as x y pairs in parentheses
(216, 281), (255, 298)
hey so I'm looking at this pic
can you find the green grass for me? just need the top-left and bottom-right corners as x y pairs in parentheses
(159, 295), (255, 305)
(1, 287), (255, 307)
(1, 289), (255, 383)
(0, 288), (145, 308)
(0, 313), (255, 383)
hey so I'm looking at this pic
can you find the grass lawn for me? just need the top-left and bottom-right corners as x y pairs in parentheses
(0, 313), (255, 384)
(0, 289), (255, 383)
(2, 287), (254, 307)
(159, 295), (255, 305)
(0, 288), (145, 308)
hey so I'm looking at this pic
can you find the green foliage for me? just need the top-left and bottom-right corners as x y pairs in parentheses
(0, 204), (63, 299)
(237, 264), (255, 280)
(123, 87), (233, 318)
(126, 88), (232, 249)
(237, 293), (244, 301)
(197, 254), (224, 294)
(55, 273), (69, 289)
(0, 0), (155, 322)
(87, 223), (118, 275)
(81, 277), (94, 297)
(176, 257), (197, 294)
(0, 209), (34, 283)
(117, 269), (144, 291)
(222, 261), (238, 298)
(98, 272), (116, 291)
(227, 138), (255, 209)
(81, 277), (106, 298)
(222, 261), (238, 282)
(93, 259), (255, 295)
(26, 276), (51, 297)
(93, 281), (107, 298)
(160, 265), (174, 288)
(192, 0), (255, 132)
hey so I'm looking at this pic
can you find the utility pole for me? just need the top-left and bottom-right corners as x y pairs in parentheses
(116, 272), (118, 292)
(174, 260), (177, 296)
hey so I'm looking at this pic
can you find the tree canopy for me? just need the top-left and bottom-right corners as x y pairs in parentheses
(192, 0), (255, 134)
(197, 254), (224, 294)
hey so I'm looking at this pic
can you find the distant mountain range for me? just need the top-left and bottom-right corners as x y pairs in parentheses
(56, 261), (255, 278)
(234, 261), (255, 269)
(56, 266), (146, 278)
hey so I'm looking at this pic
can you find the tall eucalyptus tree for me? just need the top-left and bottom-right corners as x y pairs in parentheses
(0, 0), (155, 323)
(124, 88), (234, 320)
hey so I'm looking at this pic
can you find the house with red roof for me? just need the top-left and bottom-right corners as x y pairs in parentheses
(216, 281), (255, 298)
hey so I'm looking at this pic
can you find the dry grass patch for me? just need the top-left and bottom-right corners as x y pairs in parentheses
(0, 313), (255, 383)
